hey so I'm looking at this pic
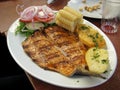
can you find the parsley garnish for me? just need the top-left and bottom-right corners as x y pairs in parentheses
(80, 25), (89, 30)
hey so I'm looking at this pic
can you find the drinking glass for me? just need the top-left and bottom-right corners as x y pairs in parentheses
(101, 0), (120, 33)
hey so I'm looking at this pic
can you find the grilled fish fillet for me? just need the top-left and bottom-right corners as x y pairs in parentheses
(22, 26), (88, 76)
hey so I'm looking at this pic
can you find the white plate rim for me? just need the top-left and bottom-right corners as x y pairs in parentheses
(7, 19), (117, 89)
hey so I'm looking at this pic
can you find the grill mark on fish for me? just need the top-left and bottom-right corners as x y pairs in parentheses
(22, 26), (88, 76)
(45, 26), (87, 71)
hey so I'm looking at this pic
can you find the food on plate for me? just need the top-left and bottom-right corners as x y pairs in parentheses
(16, 5), (109, 78)
(86, 47), (109, 74)
(79, 7), (84, 12)
(25, 22), (44, 30)
(84, 4), (101, 12)
(79, 0), (102, 12)
(19, 5), (55, 23)
(77, 24), (106, 48)
(56, 6), (83, 32)
(22, 26), (88, 76)
(15, 5), (56, 37)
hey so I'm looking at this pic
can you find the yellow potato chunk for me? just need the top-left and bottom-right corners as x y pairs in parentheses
(77, 24), (106, 48)
(85, 47), (109, 74)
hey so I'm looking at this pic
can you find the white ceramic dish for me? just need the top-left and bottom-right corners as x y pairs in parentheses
(67, 0), (103, 19)
(7, 19), (117, 89)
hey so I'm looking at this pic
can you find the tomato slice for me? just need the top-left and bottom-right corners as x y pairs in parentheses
(34, 11), (54, 22)
(20, 6), (38, 22)
(34, 16), (54, 22)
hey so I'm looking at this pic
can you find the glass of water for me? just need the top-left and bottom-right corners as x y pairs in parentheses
(101, 0), (120, 33)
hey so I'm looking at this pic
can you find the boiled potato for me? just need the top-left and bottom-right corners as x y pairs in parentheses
(85, 47), (109, 74)
(77, 24), (106, 48)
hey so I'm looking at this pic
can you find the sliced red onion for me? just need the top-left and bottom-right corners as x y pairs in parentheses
(20, 6), (38, 21)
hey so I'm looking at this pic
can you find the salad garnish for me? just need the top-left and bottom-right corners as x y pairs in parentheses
(15, 5), (56, 37)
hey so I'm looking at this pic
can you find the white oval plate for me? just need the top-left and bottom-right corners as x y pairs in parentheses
(67, 0), (103, 19)
(7, 19), (117, 89)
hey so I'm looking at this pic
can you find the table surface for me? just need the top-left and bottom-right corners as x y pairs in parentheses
(0, 0), (120, 90)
